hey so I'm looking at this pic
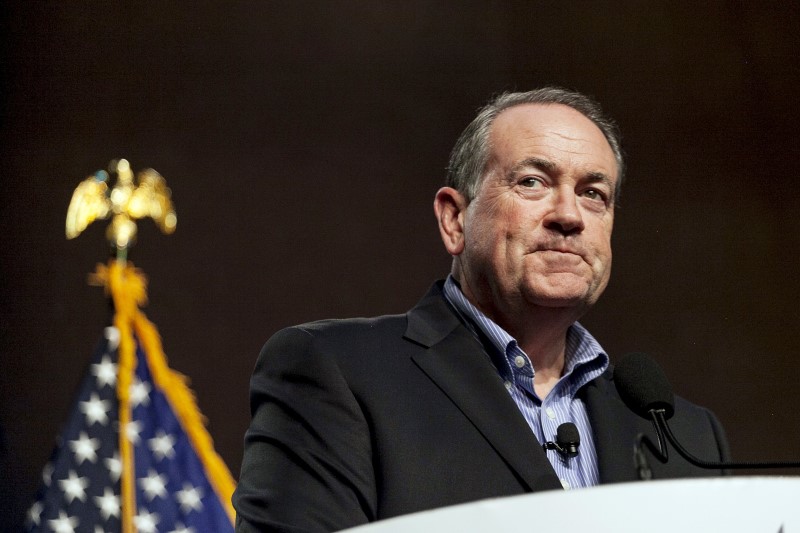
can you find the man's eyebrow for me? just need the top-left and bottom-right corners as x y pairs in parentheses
(585, 171), (615, 190)
(509, 157), (558, 175)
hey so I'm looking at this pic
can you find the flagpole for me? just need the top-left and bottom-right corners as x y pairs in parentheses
(109, 262), (137, 533)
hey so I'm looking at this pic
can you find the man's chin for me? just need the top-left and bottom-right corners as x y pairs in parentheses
(522, 281), (597, 309)
(528, 295), (590, 309)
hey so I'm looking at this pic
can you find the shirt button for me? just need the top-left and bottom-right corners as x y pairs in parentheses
(561, 479), (571, 490)
(514, 355), (526, 368)
(545, 407), (556, 420)
(504, 381), (513, 391)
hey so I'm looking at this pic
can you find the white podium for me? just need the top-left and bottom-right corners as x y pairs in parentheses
(344, 477), (800, 532)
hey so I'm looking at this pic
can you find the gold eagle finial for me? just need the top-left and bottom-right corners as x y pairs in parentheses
(66, 159), (177, 254)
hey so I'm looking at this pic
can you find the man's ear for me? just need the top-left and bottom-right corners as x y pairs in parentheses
(434, 187), (468, 256)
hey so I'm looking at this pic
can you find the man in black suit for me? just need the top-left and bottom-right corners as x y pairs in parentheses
(232, 88), (729, 532)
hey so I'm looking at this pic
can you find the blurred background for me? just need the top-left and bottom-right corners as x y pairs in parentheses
(2, 1), (799, 529)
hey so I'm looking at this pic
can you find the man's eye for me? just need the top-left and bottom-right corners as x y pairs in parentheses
(581, 188), (606, 201)
(519, 177), (543, 188)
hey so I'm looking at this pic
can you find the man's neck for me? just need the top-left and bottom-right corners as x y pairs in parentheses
(498, 307), (573, 400)
(453, 271), (582, 396)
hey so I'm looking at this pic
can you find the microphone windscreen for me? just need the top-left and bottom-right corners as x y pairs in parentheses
(614, 352), (675, 420)
(556, 422), (580, 445)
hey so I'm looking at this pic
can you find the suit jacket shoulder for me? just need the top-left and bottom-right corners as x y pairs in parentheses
(233, 283), (564, 532)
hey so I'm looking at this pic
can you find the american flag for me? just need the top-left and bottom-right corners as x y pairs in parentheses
(26, 326), (235, 533)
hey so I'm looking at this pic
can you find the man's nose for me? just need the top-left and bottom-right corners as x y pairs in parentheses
(543, 188), (584, 234)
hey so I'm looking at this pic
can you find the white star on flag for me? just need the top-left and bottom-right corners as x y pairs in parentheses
(133, 509), (160, 533)
(68, 431), (100, 464)
(93, 487), (121, 520)
(125, 420), (143, 445)
(105, 452), (122, 483)
(47, 510), (79, 533)
(148, 430), (176, 461)
(79, 392), (111, 426)
(103, 326), (120, 350)
(91, 354), (117, 388)
(176, 483), (204, 513)
(26, 500), (43, 527)
(42, 462), (54, 486)
(130, 377), (152, 407)
(58, 470), (89, 504)
(139, 468), (168, 501)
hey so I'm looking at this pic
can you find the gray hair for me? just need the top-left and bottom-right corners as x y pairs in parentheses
(445, 87), (625, 203)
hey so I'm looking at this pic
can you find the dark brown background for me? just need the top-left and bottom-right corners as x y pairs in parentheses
(2, 1), (799, 529)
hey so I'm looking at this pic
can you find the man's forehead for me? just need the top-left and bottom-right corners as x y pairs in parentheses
(489, 103), (618, 179)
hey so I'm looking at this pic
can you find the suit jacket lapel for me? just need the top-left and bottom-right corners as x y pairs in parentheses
(582, 368), (648, 483)
(404, 283), (563, 493)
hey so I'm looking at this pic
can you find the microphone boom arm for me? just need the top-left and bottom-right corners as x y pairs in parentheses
(651, 409), (800, 470)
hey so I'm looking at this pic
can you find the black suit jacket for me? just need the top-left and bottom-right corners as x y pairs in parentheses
(233, 282), (730, 532)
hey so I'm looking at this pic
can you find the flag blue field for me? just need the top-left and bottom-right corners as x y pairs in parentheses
(27, 261), (235, 532)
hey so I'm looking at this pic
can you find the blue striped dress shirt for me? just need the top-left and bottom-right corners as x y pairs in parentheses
(443, 276), (609, 489)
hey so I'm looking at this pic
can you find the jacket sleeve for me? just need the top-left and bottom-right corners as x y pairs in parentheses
(232, 326), (376, 532)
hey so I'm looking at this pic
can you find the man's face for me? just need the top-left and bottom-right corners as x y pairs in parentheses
(458, 103), (618, 317)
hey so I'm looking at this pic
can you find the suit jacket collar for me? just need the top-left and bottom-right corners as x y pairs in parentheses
(404, 282), (563, 493)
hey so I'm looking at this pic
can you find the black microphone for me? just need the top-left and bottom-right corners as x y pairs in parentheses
(615, 352), (675, 420)
(615, 352), (800, 475)
(543, 422), (580, 459)
(615, 352), (674, 479)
